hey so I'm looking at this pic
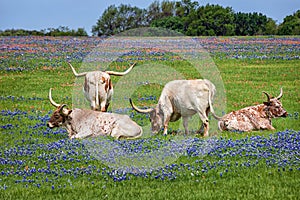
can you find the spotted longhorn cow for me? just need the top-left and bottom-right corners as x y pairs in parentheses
(129, 79), (220, 137)
(47, 88), (142, 139)
(218, 88), (288, 132)
(69, 62), (135, 112)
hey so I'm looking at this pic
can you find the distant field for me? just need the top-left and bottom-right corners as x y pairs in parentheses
(0, 36), (299, 199)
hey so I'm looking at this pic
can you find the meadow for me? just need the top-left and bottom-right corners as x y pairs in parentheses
(0, 36), (299, 200)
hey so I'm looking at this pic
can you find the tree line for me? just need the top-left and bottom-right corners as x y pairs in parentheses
(0, 26), (88, 37)
(92, 0), (300, 36)
(1, 0), (299, 37)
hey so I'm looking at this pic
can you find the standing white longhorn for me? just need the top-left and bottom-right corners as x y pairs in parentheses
(130, 79), (220, 137)
(69, 62), (136, 112)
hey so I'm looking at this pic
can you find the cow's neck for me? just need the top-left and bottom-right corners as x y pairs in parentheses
(250, 104), (269, 119)
(262, 104), (273, 119)
(63, 111), (78, 137)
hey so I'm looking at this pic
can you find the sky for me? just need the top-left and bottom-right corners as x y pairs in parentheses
(1, 0), (299, 35)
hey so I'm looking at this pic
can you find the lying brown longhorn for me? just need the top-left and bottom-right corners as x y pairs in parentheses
(218, 88), (288, 132)
(47, 88), (142, 139)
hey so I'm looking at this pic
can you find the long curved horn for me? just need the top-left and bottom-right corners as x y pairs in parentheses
(49, 88), (61, 107)
(129, 98), (153, 113)
(276, 88), (283, 100)
(68, 62), (88, 77)
(262, 91), (270, 102)
(106, 62), (136, 76)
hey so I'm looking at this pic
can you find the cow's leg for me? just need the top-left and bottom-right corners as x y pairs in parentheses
(73, 131), (92, 139)
(264, 122), (275, 130)
(182, 116), (189, 134)
(100, 101), (108, 112)
(104, 103), (110, 112)
(90, 101), (96, 111)
(162, 127), (168, 135)
(198, 113), (209, 137)
(163, 116), (170, 135)
(110, 128), (121, 139)
(203, 121), (209, 137)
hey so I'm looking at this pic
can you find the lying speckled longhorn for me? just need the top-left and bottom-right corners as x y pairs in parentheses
(47, 88), (142, 139)
(69, 62), (136, 112)
(218, 88), (288, 132)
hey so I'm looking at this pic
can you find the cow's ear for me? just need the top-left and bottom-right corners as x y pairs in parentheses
(263, 101), (270, 106)
(59, 104), (71, 116)
(68, 110), (72, 115)
(100, 76), (106, 84)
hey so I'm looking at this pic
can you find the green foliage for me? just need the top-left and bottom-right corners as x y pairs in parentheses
(1, 1), (299, 37)
(265, 18), (278, 35)
(234, 12), (268, 36)
(151, 16), (184, 33)
(92, 4), (147, 36)
(186, 4), (235, 36)
(278, 10), (300, 35)
(91, 1), (299, 36)
(0, 26), (88, 37)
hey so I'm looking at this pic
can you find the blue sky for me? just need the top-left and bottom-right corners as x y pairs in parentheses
(1, 0), (299, 35)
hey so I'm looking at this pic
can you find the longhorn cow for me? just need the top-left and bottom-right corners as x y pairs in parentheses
(129, 79), (220, 137)
(69, 62), (135, 112)
(218, 88), (288, 132)
(47, 88), (142, 139)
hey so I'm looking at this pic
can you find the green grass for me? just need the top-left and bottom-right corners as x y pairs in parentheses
(0, 41), (299, 199)
(1, 165), (299, 200)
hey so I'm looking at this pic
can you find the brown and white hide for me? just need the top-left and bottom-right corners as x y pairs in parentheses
(218, 88), (288, 132)
(47, 88), (142, 139)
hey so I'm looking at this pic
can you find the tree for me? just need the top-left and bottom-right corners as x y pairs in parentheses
(265, 18), (278, 35)
(92, 5), (118, 36)
(147, 1), (161, 24)
(161, 0), (176, 17)
(151, 16), (184, 33)
(175, 0), (198, 17)
(278, 10), (300, 35)
(175, 0), (198, 32)
(92, 4), (146, 36)
(186, 4), (235, 36)
(90, 1), (295, 37)
(234, 12), (268, 35)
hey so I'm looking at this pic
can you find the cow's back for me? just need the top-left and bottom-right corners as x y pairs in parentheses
(84, 71), (112, 111)
(163, 79), (215, 115)
(70, 109), (142, 139)
(69, 109), (115, 138)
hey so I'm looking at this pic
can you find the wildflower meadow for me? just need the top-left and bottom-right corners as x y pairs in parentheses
(0, 35), (299, 199)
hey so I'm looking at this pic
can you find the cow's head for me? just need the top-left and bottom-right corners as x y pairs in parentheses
(47, 88), (72, 128)
(129, 99), (163, 133)
(263, 88), (288, 118)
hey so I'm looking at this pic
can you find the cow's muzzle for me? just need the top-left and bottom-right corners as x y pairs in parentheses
(47, 122), (55, 128)
(282, 111), (288, 117)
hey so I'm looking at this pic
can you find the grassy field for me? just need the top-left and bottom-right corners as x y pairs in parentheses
(0, 36), (299, 199)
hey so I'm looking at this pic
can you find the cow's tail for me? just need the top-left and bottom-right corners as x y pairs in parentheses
(95, 75), (99, 110)
(208, 89), (223, 121)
